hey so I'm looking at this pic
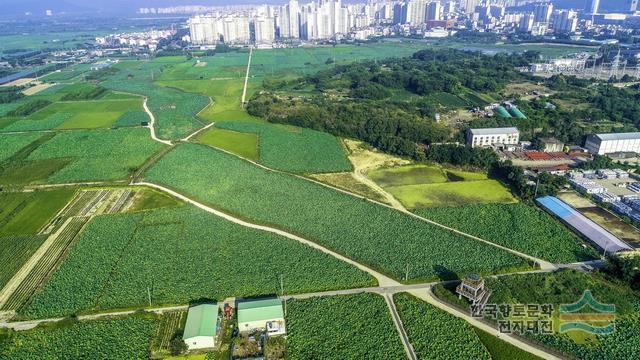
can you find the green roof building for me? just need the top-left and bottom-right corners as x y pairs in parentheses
(183, 303), (219, 350)
(237, 298), (286, 335)
(494, 106), (512, 118)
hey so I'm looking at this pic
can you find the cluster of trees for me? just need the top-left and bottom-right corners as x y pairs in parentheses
(248, 95), (448, 158)
(60, 86), (107, 101)
(585, 85), (640, 127)
(84, 67), (119, 82)
(489, 161), (564, 200)
(249, 49), (536, 159)
(425, 144), (498, 168)
(6, 99), (50, 117)
(0, 86), (24, 104)
(605, 255), (640, 292)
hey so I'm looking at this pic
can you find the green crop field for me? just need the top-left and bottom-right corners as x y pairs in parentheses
(155, 78), (256, 123)
(387, 180), (517, 208)
(286, 294), (406, 359)
(102, 60), (210, 140)
(197, 127), (259, 161)
(0, 189), (76, 236)
(0, 316), (155, 359)
(22, 205), (375, 318)
(0, 133), (42, 162)
(394, 293), (491, 359)
(214, 121), (352, 173)
(6, 99), (145, 130)
(415, 203), (598, 263)
(26, 128), (165, 183)
(474, 328), (542, 360)
(40, 63), (94, 82)
(158, 53), (249, 80)
(0, 235), (46, 290)
(145, 144), (530, 282)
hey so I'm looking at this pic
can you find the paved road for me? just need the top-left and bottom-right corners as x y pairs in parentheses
(385, 293), (418, 360)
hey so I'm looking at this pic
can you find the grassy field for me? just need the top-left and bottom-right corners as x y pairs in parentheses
(156, 78), (257, 123)
(0, 133), (42, 162)
(0, 235), (47, 290)
(145, 144), (530, 282)
(25, 128), (165, 184)
(214, 121), (352, 173)
(5, 98), (146, 131)
(368, 164), (450, 187)
(22, 205), (375, 318)
(0, 316), (156, 359)
(0, 189), (76, 236)
(415, 203), (598, 263)
(286, 294), (406, 359)
(196, 127), (259, 161)
(387, 179), (517, 208)
(102, 60), (210, 140)
(394, 293), (491, 359)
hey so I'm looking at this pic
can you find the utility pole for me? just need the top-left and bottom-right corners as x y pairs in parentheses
(534, 177), (541, 198)
(147, 286), (152, 307)
(280, 274), (287, 316)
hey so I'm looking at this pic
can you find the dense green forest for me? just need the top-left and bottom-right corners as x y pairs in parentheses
(249, 49), (535, 158)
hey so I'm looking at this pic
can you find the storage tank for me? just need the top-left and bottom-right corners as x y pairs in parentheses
(494, 106), (512, 118)
(508, 106), (527, 119)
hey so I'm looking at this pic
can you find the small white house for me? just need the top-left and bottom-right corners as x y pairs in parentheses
(183, 303), (219, 350)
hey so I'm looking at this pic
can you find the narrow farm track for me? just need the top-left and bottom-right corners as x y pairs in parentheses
(143, 98), (173, 146)
(352, 167), (406, 211)
(130, 181), (572, 360)
(385, 293), (418, 360)
(192, 142), (556, 270)
(181, 121), (216, 142)
(241, 47), (253, 107)
(133, 181), (399, 287)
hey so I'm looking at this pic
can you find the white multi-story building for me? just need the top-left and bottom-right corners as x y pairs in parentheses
(254, 16), (275, 45)
(222, 16), (251, 44)
(426, 2), (443, 21)
(584, 132), (640, 155)
(405, 0), (428, 24)
(553, 10), (578, 34)
(466, 127), (520, 148)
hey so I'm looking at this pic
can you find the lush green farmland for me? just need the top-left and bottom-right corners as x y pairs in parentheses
(250, 42), (430, 80)
(214, 121), (352, 173)
(197, 127), (259, 161)
(155, 78), (256, 123)
(114, 110), (149, 127)
(387, 180), (517, 208)
(0, 133), (42, 162)
(102, 60), (210, 140)
(22, 205), (375, 318)
(158, 53), (249, 80)
(0, 189), (76, 236)
(415, 204), (598, 263)
(0, 316), (155, 359)
(27, 128), (165, 183)
(474, 328), (542, 360)
(40, 63), (93, 82)
(286, 294), (406, 359)
(145, 144), (529, 282)
(0, 235), (47, 290)
(394, 293), (491, 360)
(3, 98), (145, 131)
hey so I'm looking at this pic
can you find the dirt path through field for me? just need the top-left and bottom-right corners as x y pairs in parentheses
(143, 98), (173, 146)
(241, 47), (253, 107)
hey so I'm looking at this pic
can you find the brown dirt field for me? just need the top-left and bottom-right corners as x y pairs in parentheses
(22, 82), (54, 96)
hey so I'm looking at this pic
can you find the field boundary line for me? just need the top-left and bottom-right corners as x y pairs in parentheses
(133, 181), (398, 287)
(0, 217), (77, 308)
(194, 144), (554, 269)
(181, 120), (216, 142)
